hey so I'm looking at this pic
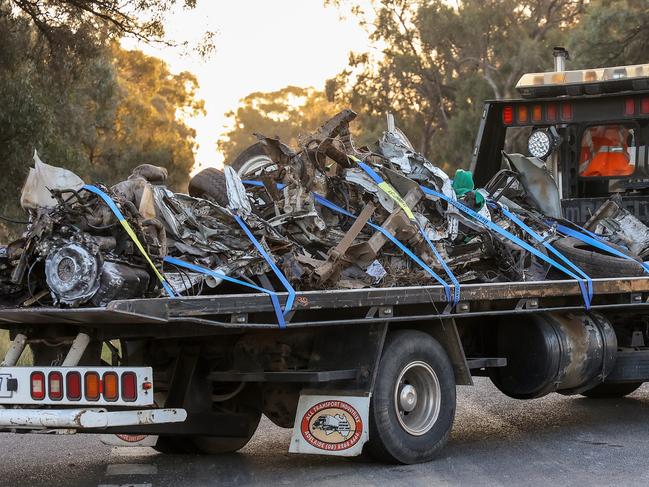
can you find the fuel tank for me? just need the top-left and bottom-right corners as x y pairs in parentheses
(489, 312), (617, 399)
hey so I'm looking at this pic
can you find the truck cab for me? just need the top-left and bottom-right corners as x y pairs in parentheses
(471, 58), (649, 224)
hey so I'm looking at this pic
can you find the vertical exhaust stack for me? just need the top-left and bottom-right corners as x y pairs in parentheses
(553, 47), (569, 72)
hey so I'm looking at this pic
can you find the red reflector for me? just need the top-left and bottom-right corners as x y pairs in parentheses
(121, 372), (137, 402)
(517, 105), (528, 123)
(48, 372), (63, 401)
(502, 105), (514, 124)
(30, 371), (45, 400)
(66, 372), (82, 401)
(103, 372), (119, 402)
(641, 98), (649, 114)
(625, 98), (636, 116)
(561, 102), (573, 121)
(532, 105), (542, 122)
(546, 103), (558, 121)
(85, 372), (100, 401)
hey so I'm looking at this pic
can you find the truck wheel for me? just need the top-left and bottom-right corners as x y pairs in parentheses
(581, 382), (643, 398)
(366, 330), (456, 464)
(154, 408), (261, 455)
(154, 383), (262, 455)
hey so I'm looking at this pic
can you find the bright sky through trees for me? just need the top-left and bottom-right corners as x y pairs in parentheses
(122, 0), (371, 171)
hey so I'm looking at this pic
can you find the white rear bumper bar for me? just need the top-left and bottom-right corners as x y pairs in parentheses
(0, 408), (186, 429)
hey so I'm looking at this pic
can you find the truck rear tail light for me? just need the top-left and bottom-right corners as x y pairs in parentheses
(66, 372), (82, 401)
(85, 372), (100, 401)
(532, 105), (542, 122)
(517, 105), (528, 123)
(48, 372), (63, 400)
(641, 98), (649, 114)
(103, 372), (118, 402)
(625, 98), (636, 116)
(561, 102), (573, 121)
(546, 103), (558, 121)
(502, 105), (514, 124)
(30, 372), (45, 400)
(121, 372), (137, 402)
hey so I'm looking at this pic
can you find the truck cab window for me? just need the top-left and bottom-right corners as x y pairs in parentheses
(579, 125), (636, 177)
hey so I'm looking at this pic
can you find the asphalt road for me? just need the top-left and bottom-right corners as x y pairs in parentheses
(1, 378), (649, 487)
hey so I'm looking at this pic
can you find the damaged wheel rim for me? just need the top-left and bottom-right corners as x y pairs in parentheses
(394, 361), (441, 436)
(236, 155), (276, 178)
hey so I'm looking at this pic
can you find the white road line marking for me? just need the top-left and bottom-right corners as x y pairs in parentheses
(98, 484), (152, 487)
(105, 463), (158, 476)
(110, 446), (158, 457)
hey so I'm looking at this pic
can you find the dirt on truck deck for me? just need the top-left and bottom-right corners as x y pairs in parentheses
(1, 110), (649, 314)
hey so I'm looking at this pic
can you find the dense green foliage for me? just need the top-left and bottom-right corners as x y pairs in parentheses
(0, 0), (204, 239)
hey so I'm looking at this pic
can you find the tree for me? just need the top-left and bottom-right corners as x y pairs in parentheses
(218, 86), (352, 164)
(326, 0), (585, 171)
(0, 2), (205, 240)
(10, 0), (200, 44)
(568, 0), (649, 68)
(77, 46), (205, 190)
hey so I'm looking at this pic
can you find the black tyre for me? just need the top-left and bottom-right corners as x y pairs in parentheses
(188, 167), (228, 206)
(366, 330), (456, 464)
(154, 383), (262, 455)
(581, 382), (643, 398)
(154, 408), (260, 454)
(552, 236), (645, 278)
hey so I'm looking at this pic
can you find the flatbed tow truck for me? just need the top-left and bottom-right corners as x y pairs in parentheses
(2, 50), (649, 464)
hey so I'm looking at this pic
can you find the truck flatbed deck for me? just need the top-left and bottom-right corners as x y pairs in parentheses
(2, 277), (649, 336)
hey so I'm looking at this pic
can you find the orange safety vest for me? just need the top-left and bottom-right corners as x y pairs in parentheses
(579, 127), (634, 177)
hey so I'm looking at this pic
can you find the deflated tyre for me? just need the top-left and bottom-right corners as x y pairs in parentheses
(552, 236), (645, 278)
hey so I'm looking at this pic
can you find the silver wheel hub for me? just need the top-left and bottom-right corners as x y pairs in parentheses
(399, 384), (418, 412)
(394, 360), (441, 436)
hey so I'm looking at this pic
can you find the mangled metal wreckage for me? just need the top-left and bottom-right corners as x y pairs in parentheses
(1, 109), (648, 315)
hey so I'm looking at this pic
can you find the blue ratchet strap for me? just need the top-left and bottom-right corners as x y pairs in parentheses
(233, 214), (296, 316)
(420, 185), (595, 308)
(164, 256), (286, 328)
(243, 178), (453, 303)
(313, 193), (454, 303)
(83, 184), (176, 298)
(491, 202), (593, 308)
(242, 180), (286, 190)
(351, 158), (460, 305)
(555, 223), (649, 274)
(417, 222), (461, 305)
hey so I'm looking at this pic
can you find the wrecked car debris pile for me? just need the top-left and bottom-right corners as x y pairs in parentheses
(1, 110), (649, 316)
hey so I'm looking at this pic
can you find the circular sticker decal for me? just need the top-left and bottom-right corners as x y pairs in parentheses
(301, 400), (363, 451)
(115, 434), (148, 443)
